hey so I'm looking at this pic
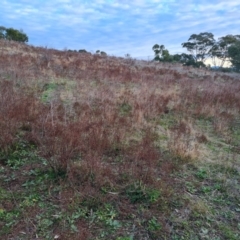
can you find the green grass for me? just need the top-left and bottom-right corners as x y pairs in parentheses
(1, 113), (239, 239)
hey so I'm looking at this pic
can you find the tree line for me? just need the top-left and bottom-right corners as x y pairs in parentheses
(1, 26), (239, 72)
(152, 32), (240, 72)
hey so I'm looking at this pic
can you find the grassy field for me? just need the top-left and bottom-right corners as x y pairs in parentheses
(0, 39), (239, 239)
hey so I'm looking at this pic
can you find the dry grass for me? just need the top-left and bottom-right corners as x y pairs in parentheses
(0, 39), (239, 239)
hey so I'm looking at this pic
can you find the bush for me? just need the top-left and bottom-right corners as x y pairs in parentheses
(0, 26), (28, 43)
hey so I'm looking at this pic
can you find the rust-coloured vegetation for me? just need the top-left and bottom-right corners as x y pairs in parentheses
(0, 39), (239, 239)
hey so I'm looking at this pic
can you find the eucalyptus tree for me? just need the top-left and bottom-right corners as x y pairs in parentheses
(228, 40), (240, 72)
(210, 35), (240, 67)
(152, 44), (173, 62)
(182, 32), (215, 63)
(152, 44), (165, 61)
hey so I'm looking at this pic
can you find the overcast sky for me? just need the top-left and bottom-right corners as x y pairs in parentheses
(1, 0), (240, 59)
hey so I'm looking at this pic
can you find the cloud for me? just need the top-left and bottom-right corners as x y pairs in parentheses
(1, 0), (240, 58)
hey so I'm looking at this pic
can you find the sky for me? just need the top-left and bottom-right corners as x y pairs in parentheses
(1, 0), (240, 60)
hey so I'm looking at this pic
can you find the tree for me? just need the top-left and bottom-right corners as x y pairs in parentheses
(182, 32), (215, 63)
(173, 53), (205, 68)
(0, 26), (6, 39)
(228, 40), (240, 72)
(161, 49), (173, 62)
(100, 51), (107, 56)
(5, 28), (28, 43)
(210, 35), (240, 67)
(179, 53), (194, 65)
(78, 49), (88, 53)
(172, 54), (182, 62)
(152, 44), (165, 61)
(96, 50), (107, 56)
(152, 44), (173, 62)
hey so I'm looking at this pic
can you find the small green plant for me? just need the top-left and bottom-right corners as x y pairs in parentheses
(65, 207), (88, 232)
(201, 186), (212, 194)
(95, 204), (121, 230)
(5, 141), (37, 170)
(41, 82), (59, 102)
(116, 237), (133, 240)
(66, 215), (78, 232)
(0, 209), (21, 234)
(37, 217), (55, 239)
(158, 112), (178, 130)
(125, 183), (146, 203)
(219, 224), (239, 240)
(119, 102), (132, 116)
(196, 168), (208, 180)
(185, 181), (197, 194)
(146, 188), (161, 203)
(147, 216), (162, 231)
(125, 182), (160, 204)
(19, 193), (41, 208)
